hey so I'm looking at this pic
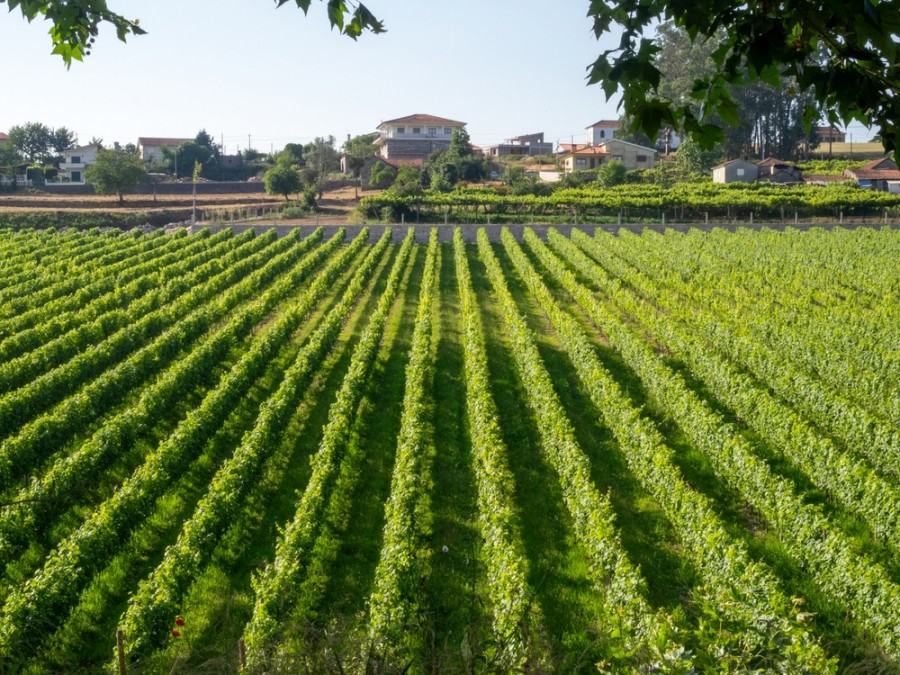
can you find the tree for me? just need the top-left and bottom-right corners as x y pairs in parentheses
(342, 133), (379, 178)
(7, 122), (53, 163)
(49, 127), (78, 154)
(174, 142), (211, 179)
(675, 137), (723, 175)
(368, 161), (396, 188)
(12, 1), (900, 158)
(264, 161), (303, 201)
(281, 143), (305, 166)
(387, 166), (424, 199)
(304, 136), (340, 197)
(588, 0), (900, 158)
(85, 147), (146, 204)
(596, 160), (628, 187)
(2, 1), (383, 66)
(651, 22), (822, 161)
(427, 128), (485, 191)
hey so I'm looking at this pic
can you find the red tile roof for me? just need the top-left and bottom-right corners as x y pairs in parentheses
(846, 169), (900, 180)
(379, 114), (466, 127)
(0, 132), (8, 142)
(858, 157), (897, 171)
(586, 119), (619, 128)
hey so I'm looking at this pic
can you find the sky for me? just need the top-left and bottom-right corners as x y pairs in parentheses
(0, 0), (628, 153)
(1, 1), (874, 154)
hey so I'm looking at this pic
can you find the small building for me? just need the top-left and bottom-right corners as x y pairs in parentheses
(559, 139), (657, 172)
(375, 114), (466, 162)
(586, 120), (619, 145)
(486, 132), (554, 157)
(815, 126), (846, 143)
(756, 157), (803, 184)
(712, 159), (759, 183)
(137, 137), (192, 165)
(843, 157), (900, 190)
(58, 143), (101, 184)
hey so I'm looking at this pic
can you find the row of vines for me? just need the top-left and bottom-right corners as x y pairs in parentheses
(0, 223), (896, 672)
(359, 182), (900, 224)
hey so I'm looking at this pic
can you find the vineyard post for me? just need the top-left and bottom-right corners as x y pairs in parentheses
(662, 211), (666, 226)
(705, 212), (709, 225)
(795, 211), (798, 225)
(238, 638), (247, 669)
(116, 629), (126, 675)
(401, 212), (405, 225)
(749, 211), (753, 225)
(618, 210), (622, 225)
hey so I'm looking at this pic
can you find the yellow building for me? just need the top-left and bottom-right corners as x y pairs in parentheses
(558, 139), (657, 172)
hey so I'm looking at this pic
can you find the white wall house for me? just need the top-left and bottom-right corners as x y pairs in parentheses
(58, 144), (101, 184)
(137, 137), (192, 166)
(586, 119), (619, 145)
(375, 114), (466, 162)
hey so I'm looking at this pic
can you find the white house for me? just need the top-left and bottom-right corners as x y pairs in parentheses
(137, 137), (192, 165)
(375, 114), (466, 162)
(58, 144), (101, 184)
(586, 120), (619, 145)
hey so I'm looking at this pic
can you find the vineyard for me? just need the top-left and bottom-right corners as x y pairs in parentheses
(358, 182), (900, 225)
(0, 223), (897, 673)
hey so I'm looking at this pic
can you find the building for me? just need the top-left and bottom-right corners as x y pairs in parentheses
(486, 132), (554, 157)
(843, 157), (900, 190)
(712, 159), (759, 183)
(137, 137), (192, 165)
(375, 114), (466, 162)
(585, 120), (619, 145)
(756, 157), (803, 184)
(815, 126), (846, 143)
(58, 143), (101, 184)
(559, 139), (657, 172)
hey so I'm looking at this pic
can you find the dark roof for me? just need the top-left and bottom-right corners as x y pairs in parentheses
(137, 137), (193, 147)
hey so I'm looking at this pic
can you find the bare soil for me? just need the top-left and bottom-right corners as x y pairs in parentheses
(0, 184), (367, 225)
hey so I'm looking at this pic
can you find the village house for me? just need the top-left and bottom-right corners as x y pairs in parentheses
(137, 137), (192, 166)
(485, 132), (553, 157)
(843, 157), (900, 191)
(558, 138), (657, 172)
(712, 158), (803, 184)
(58, 143), (101, 184)
(374, 114), (466, 163)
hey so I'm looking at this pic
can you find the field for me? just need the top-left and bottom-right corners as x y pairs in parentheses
(0, 224), (897, 673)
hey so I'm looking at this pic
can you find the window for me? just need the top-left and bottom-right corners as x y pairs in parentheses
(396, 126), (405, 134)
(636, 154), (647, 162)
(600, 130), (605, 139)
(737, 168), (745, 176)
(428, 127), (437, 136)
(70, 171), (81, 182)
(412, 127), (421, 134)
(444, 127), (452, 134)
(612, 154), (623, 161)
(71, 156), (81, 164)
(576, 158), (587, 165)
